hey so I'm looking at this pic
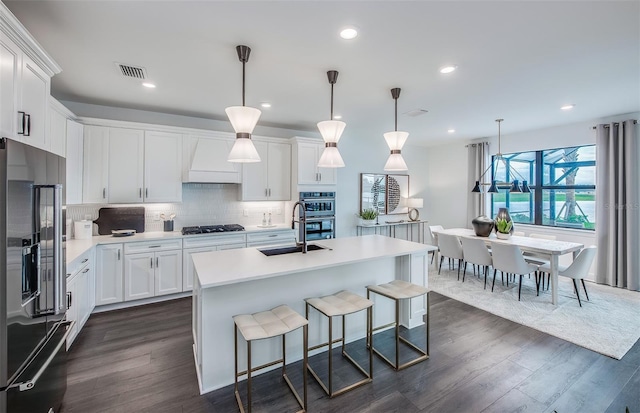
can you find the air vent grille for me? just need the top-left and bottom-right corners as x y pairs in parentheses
(116, 63), (147, 79)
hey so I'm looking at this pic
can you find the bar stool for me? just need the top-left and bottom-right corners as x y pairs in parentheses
(305, 290), (373, 398)
(366, 280), (430, 370)
(233, 305), (308, 413)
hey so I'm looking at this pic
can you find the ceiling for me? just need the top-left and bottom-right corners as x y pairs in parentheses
(5, 1), (640, 146)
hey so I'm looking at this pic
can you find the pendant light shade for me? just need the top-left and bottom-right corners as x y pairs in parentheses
(384, 88), (408, 171)
(317, 70), (346, 168)
(227, 45), (261, 163)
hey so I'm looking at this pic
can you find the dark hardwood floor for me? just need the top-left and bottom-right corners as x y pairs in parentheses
(60, 293), (640, 413)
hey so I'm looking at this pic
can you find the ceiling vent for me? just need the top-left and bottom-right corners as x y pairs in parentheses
(115, 63), (147, 79)
(403, 109), (429, 117)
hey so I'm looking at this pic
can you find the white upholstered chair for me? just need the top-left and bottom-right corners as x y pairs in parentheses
(437, 233), (464, 279)
(427, 225), (443, 264)
(539, 246), (597, 307)
(490, 242), (539, 301)
(460, 237), (493, 287)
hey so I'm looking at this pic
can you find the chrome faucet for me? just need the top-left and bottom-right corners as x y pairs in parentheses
(291, 201), (307, 253)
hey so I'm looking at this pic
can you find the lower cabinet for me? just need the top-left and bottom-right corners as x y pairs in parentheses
(95, 244), (124, 306)
(66, 250), (95, 349)
(124, 242), (183, 301)
(182, 243), (244, 291)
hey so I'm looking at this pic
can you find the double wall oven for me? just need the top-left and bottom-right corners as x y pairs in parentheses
(299, 192), (335, 241)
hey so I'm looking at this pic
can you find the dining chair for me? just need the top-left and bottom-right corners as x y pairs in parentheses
(525, 233), (557, 288)
(539, 246), (596, 307)
(490, 242), (540, 301)
(437, 233), (464, 278)
(460, 237), (493, 287)
(427, 225), (443, 264)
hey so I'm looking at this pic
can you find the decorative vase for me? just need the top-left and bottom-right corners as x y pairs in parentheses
(471, 215), (494, 237)
(496, 231), (511, 240)
(360, 218), (376, 226)
(494, 207), (514, 235)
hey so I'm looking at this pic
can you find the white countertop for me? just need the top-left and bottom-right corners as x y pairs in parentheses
(65, 224), (293, 264)
(192, 234), (435, 289)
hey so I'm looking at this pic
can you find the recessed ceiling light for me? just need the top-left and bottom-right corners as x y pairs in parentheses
(561, 104), (575, 110)
(142, 82), (156, 88)
(339, 27), (358, 40)
(439, 65), (457, 74)
(260, 102), (272, 108)
(448, 129), (455, 133)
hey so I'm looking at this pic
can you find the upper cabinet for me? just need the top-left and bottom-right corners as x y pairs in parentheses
(65, 119), (84, 205)
(182, 134), (240, 183)
(0, 3), (61, 151)
(48, 98), (69, 157)
(241, 139), (291, 201)
(292, 137), (337, 186)
(82, 124), (182, 204)
(144, 131), (182, 202)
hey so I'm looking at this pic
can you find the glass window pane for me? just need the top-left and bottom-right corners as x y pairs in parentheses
(543, 145), (595, 186)
(541, 189), (596, 229)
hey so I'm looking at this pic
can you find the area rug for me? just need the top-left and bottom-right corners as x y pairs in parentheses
(429, 266), (640, 359)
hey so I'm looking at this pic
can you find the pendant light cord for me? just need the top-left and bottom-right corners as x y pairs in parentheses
(394, 97), (398, 131)
(330, 83), (334, 120)
(242, 60), (246, 107)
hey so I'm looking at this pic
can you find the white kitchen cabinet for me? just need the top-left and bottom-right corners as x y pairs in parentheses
(0, 4), (60, 152)
(83, 125), (110, 203)
(0, 31), (19, 140)
(293, 138), (337, 186)
(108, 128), (144, 203)
(65, 119), (84, 204)
(241, 139), (291, 201)
(95, 244), (124, 306)
(124, 252), (155, 301)
(144, 131), (182, 202)
(124, 239), (183, 301)
(48, 99), (67, 157)
(246, 229), (296, 248)
(66, 249), (95, 349)
(182, 234), (245, 291)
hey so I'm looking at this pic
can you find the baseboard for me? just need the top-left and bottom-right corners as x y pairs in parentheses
(92, 291), (192, 314)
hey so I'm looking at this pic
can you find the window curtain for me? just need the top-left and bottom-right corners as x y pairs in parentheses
(467, 142), (490, 226)
(595, 119), (639, 291)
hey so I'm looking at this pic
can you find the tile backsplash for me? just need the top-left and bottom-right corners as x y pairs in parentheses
(66, 183), (288, 236)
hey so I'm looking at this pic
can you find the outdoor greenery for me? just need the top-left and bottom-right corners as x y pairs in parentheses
(492, 193), (595, 202)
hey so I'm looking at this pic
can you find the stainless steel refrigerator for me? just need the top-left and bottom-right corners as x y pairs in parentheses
(1, 139), (71, 413)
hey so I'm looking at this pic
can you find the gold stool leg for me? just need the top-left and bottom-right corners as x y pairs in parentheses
(247, 340), (252, 413)
(303, 324), (308, 412)
(328, 315), (333, 396)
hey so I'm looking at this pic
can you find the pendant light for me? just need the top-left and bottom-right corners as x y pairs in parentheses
(227, 45), (261, 163)
(317, 70), (346, 168)
(471, 119), (531, 193)
(383, 88), (409, 171)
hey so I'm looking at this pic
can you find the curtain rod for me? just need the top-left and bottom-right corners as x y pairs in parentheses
(592, 120), (637, 130)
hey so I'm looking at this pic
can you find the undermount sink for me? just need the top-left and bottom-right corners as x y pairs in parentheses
(259, 244), (328, 256)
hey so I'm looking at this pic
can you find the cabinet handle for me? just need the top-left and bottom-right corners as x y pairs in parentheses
(265, 188), (268, 196)
(318, 172), (321, 182)
(81, 258), (88, 264)
(139, 188), (142, 198)
(148, 245), (161, 249)
(268, 234), (277, 238)
(156, 257), (159, 268)
(268, 188), (271, 197)
(82, 268), (90, 273)
(145, 188), (149, 198)
(17, 112), (26, 135)
(117, 249), (121, 260)
(150, 257), (153, 268)
(103, 188), (106, 199)
(25, 114), (31, 136)
(67, 292), (72, 309)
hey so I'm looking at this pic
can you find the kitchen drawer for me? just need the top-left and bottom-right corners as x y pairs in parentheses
(67, 249), (92, 278)
(182, 234), (246, 249)
(124, 238), (183, 254)
(247, 230), (295, 245)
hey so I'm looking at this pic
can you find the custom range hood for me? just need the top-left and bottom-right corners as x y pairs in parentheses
(183, 136), (241, 183)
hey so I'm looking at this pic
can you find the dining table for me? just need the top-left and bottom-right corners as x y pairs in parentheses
(432, 228), (584, 305)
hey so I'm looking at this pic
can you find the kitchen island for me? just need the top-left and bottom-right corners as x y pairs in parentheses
(191, 234), (434, 393)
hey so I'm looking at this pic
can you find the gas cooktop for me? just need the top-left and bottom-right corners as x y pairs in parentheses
(181, 224), (245, 235)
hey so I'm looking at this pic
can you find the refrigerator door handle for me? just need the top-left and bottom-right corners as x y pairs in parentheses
(1, 321), (75, 393)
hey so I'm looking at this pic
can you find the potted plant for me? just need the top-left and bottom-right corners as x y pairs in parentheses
(495, 217), (513, 239)
(358, 208), (378, 226)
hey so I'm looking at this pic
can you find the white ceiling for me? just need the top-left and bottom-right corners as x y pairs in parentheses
(5, 1), (640, 146)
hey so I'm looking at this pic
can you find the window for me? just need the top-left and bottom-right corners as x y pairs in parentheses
(490, 145), (595, 230)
